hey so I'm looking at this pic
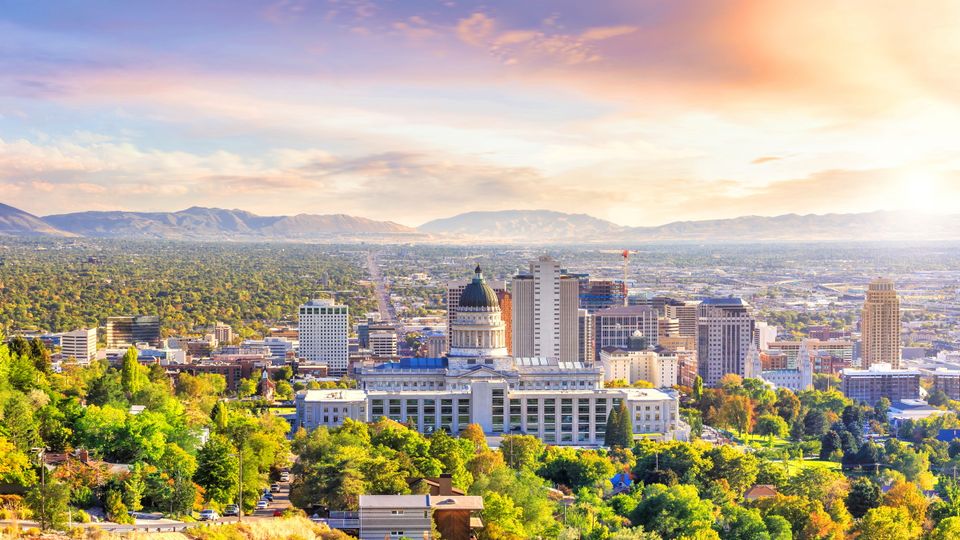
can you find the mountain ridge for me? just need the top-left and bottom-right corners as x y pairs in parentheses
(2, 202), (958, 243)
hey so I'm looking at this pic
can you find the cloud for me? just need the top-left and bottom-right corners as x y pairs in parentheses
(456, 13), (495, 47)
(751, 156), (782, 165)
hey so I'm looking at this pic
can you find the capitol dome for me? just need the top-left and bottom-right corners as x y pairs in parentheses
(459, 265), (500, 310)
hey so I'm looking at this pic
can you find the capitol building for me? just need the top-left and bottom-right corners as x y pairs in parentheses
(296, 266), (689, 445)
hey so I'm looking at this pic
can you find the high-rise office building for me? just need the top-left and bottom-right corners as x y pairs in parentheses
(106, 315), (161, 348)
(511, 256), (579, 362)
(577, 309), (595, 365)
(214, 322), (233, 346)
(369, 329), (398, 357)
(578, 279), (627, 313)
(60, 328), (97, 363)
(664, 300), (700, 338)
(861, 278), (901, 369)
(298, 299), (349, 375)
(697, 298), (756, 386)
(593, 305), (659, 360)
(447, 276), (509, 354)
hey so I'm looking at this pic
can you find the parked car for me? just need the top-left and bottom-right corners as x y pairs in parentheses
(262, 492), (274, 501)
(199, 509), (219, 521)
(223, 505), (239, 517)
(270, 483), (281, 492)
(256, 500), (269, 510)
(279, 472), (290, 482)
(273, 509), (284, 517)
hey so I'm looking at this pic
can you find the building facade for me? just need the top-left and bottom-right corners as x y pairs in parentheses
(511, 257), (579, 362)
(599, 348), (679, 388)
(861, 278), (901, 369)
(106, 315), (161, 348)
(298, 299), (349, 376)
(60, 328), (97, 363)
(593, 305), (659, 361)
(841, 363), (920, 405)
(697, 298), (756, 387)
(579, 279), (627, 313)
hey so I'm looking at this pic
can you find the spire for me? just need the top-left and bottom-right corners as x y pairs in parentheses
(474, 264), (482, 278)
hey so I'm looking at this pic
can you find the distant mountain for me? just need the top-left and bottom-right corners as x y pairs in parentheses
(3, 202), (958, 243)
(41, 206), (416, 239)
(0, 203), (75, 237)
(420, 209), (960, 243)
(631, 211), (960, 242)
(418, 210), (626, 242)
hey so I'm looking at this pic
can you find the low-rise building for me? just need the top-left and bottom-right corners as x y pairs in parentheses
(599, 348), (678, 388)
(840, 363), (921, 405)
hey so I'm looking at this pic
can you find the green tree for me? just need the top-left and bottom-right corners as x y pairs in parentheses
(630, 483), (715, 539)
(853, 506), (921, 540)
(193, 435), (239, 505)
(606, 401), (633, 448)
(930, 516), (960, 540)
(120, 346), (148, 396)
(755, 414), (788, 445)
(693, 376), (704, 401)
(715, 505), (769, 540)
(2, 393), (40, 452)
(500, 434), (543, 471)
(237, 378), (257, 398)
(105, 488), (134, 524)
(123, 464), (146, 512)
(25, 480), (71, 531)
(846, 477), (881, 519)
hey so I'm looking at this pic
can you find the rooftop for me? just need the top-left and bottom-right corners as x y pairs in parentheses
(359, 495), (431, 509)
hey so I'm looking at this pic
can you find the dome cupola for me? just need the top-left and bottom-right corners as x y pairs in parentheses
(459, 264), (500, 310)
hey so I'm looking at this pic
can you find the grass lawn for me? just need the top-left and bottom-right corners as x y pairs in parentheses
(270, 407), (296, 415)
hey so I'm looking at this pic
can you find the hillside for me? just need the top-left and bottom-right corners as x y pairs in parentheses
(0, 202), (75, 237)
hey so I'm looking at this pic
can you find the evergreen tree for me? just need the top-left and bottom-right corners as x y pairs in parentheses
(605, 402), (633, 448)
(120, 346), (147, 396)
(847, 477), (881, 518)
(693, 375), (704, 401)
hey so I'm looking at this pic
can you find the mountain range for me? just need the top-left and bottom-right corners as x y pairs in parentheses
(2, 202), (959, 243)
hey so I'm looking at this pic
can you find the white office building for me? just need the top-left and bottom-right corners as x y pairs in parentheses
(369, 329), (398, 357)
(60, 328), (97, 364)
(297, 266), (688, 445)
(511, 257), (579, 363)
(600, 348), (679, 388)
(241, 337), (296, 364)
(298, 299), (349, 376)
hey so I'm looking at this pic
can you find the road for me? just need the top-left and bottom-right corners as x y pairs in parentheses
(366, 251), (395, 322)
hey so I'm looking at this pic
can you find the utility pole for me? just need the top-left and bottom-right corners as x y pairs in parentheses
(238, 449), (244, 523)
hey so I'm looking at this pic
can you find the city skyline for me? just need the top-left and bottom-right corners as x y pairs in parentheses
(2, 1), (960, 225)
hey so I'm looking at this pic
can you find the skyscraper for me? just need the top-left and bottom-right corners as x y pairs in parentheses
(861, 278), (901, 369)
(298, 299), (349, 375)
(106, 315), (161, 348)
(511, 256), (579, 362)
(697, 298), (756, 386)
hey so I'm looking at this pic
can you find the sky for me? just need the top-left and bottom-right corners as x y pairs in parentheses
(2, 0), (960, 227)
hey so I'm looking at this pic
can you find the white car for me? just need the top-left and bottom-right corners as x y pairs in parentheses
(256, 500), (269, 510)
(199, 509), (219, 521)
